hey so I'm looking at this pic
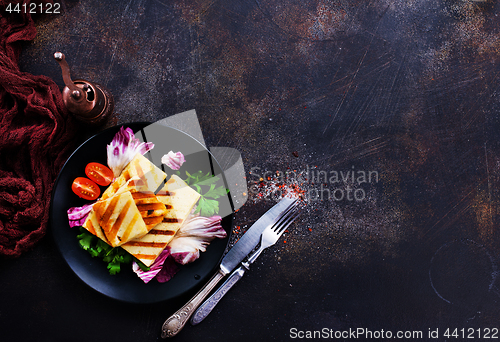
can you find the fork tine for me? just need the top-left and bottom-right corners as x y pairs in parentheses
(272, 201), (302, 235)
(266, 198), (298, 230)
(275, 207), (302, 238)
(271, 199), (299, 231)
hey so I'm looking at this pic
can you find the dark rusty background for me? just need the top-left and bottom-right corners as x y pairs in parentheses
(2, 0), (500, 341)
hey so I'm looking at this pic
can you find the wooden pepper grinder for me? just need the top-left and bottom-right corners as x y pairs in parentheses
(54, 52), (114, 125)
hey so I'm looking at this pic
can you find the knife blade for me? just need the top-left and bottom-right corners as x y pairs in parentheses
(161, 197), (298, 338)
(219, 197), (297, 274)
(190, 202), (301, 325)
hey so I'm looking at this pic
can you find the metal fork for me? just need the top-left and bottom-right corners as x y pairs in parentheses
(190, 200), (302, 325)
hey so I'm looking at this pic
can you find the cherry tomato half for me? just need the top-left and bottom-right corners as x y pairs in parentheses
(85, 162), (114, 186)
(72, 177), (101, 200)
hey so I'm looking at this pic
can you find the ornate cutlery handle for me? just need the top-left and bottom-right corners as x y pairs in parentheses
(190, 265), (247, 325)
(161, 270), (225, 338)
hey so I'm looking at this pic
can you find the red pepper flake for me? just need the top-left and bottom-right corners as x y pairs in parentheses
(292, 151), (299, 158)
(308, 228), (312, 232)
(283, 240), (287, 243)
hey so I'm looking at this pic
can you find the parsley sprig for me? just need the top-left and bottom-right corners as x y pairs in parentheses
(179, 170), (229, 217)
(76, 227), (149, 275)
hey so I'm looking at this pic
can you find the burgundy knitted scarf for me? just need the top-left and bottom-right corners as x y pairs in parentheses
(0, 0), (76, 257)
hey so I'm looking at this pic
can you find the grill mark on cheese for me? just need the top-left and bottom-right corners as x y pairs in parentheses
(122, 169), (131, 181)
(132, 179), (146, 186)
(129, 191), (167, 229)
(135, 163), (145, 179)
(109, 200), (131, 239)
(163, 217), (182, 223)
(149, 229), (176, 235)
(136, 203), (165, 211)
(102, 196), (120, 232)
(111, 180), (121, 193)
(131, 192), (156, 199)
(143, 216), (164, 226)
(93, 201), (105, 217)
(156, 190), (175, 196)
(96, 196), (120, 231)
(133, 254), (157, 260)
(121, 214), (140, 242)
(125, 241), (166, 248)
(86, 219), (97, 236)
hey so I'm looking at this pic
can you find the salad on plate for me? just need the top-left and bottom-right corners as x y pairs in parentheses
(66, 126), (228, 284)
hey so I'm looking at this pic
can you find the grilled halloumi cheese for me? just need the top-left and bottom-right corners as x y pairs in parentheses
(83, 191), (168, 246)
(113, 176), (169, 231)
(82, 209), (110, 245)
(90, 191), (149, 247)
(82, 154), (169, 248)
(101, 153), (166, 200)
(130, 191), (168, 231)
(121, 175), (201, 267)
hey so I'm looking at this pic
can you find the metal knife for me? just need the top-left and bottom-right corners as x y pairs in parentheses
(190, 266), (247, 326)
(161, 197), (298, 338)
(191, 202), (301, 325)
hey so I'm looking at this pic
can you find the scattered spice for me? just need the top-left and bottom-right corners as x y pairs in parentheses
(249, 174), (307, 203)
(292, 151), (299, 158)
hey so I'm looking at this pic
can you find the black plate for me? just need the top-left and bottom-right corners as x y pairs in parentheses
(49, 122), (233, 304)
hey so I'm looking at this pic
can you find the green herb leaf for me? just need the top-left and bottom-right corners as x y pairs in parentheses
(183, 170), (218, 186)
(77, 229), (95, 250)
(194, 175), (220, 187)
(181, 170), (227, 216)
(135, 259), (151, 272)
(194, 197), (220, 216)
(204, 184), (228, 199)
(193, 184), (202, 193)
(107, 261), (121, 275)
(76, 227), (134, 275)
(88, 248), (101, 257)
